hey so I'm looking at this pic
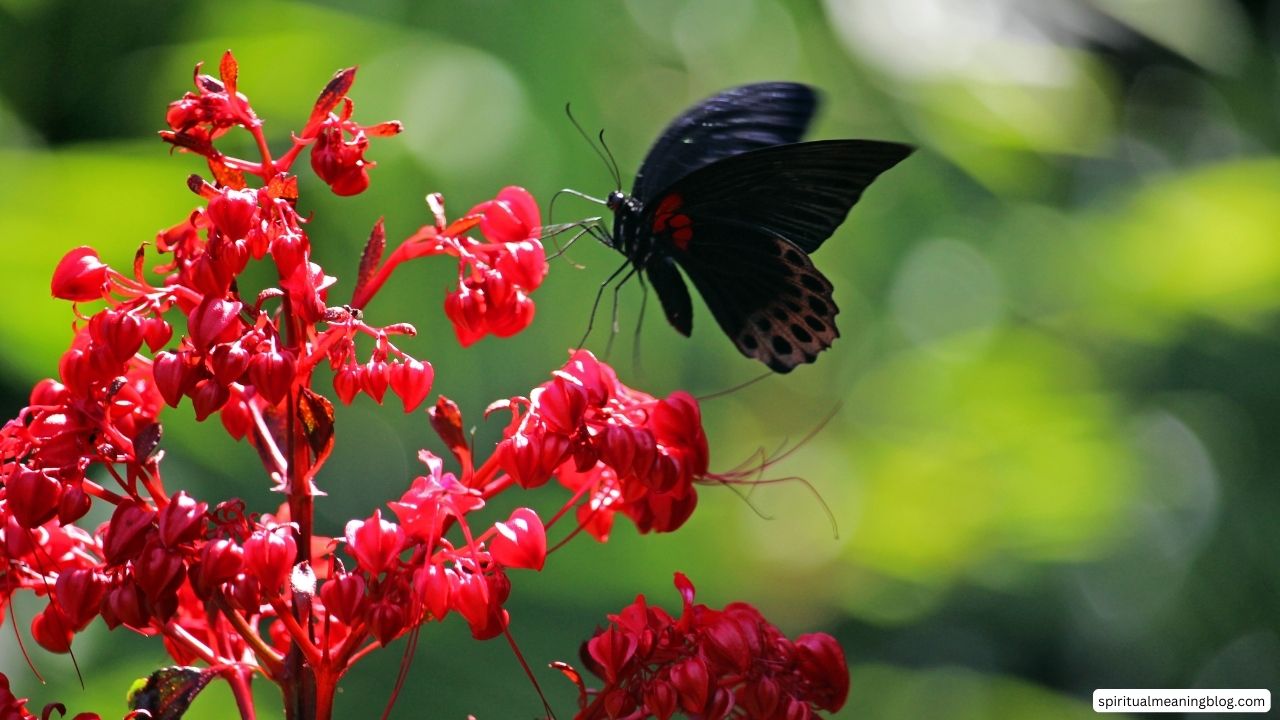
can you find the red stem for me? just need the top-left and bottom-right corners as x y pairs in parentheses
(227, 666), (258, 720)
(350, 228), (446, 310)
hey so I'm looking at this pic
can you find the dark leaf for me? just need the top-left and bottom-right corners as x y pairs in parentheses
(159, 131), (214, 157)
(207, 155), (245, 190)
(126, 666), (215, 720)
(298, 388), (335, 471)
(218, 51), (238, 97)
(267, 173), (298, 201)
(353, 218), (386, 307)
(133, 422), (162, 461)
(429, 396), (472, 478)
(309, 67), (357, 125)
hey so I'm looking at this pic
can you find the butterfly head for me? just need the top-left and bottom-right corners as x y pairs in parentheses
(606, 190), (627, 212)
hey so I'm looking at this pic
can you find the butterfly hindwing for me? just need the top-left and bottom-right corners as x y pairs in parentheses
(644, 255), (693, 336)
(631, 83), (817, 202)
(655, 222), (839, 372)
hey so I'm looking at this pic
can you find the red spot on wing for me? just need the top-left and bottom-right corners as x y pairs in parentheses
(651, 194), (683, 232)
(673, 226), (693, 250)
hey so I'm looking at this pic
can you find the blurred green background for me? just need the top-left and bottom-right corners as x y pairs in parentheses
(2, 0), (1279, 717)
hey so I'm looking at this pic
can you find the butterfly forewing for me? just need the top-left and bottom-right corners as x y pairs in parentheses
(631, 83), (818, 202)
(656, 139), (914, 253)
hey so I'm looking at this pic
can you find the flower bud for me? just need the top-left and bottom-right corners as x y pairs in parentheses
(32, 604), (73, 653)
(54, 569), (104, 631)
(209, 342), (251, 385)
(269, 231), (306, 276)
(195, 537), (244, 595)
(671, 657), (711, 714)
(51, 246), (108, 301)
(134, 540), (186, 607)
(103, 502), (156, 565)
(360, 359), (389, 403)
(191, 378), (230, 421)
(344, 509), (403, 576)
(443, 285), (488, 347)
(220, 395), (253, 440)
(158, 490), (208, 547)
(152, 350), (193, 407)
(794, 633), (849, 712)
(332, 365), (360, 405)
(249, 348), (295, 404)
(587, 626), (638, 685)
(369, 601), (405, 646)
(489, 292), (535, 339)
(187, 297), (243, 351)
(143, 317), (173, 352)
(57, 481), (91, 525)
(244, 527), (297, 595)
(388, 358), (434, 413)
(646, 681), (678, 720)
(490, 507), (546, 571)
(5, 467), (62, 528)
(413, 564), (451, 622)
(100, 580), (149, 629)
(227, 572), (263, 612)
(534, 377), (588, 435)
(320, 573), (367, 624)
(91, 309), (146, 364)
(499, 421), (568, 489)
(207, 187), (260, 241)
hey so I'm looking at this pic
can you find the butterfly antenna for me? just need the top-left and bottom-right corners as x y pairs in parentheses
(565, 103), (620, 188)
(597, 128), (622, 189)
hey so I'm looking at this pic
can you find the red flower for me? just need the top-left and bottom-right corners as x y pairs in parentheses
(489, 507), (547, 571)
(244, 525), (298, 595)
(344, 509), (405, 576)
(50, 247), (109, 301)
(495, 350), (710, 541)
(569, 575), (850, 719)
(442, 186), (546, 345)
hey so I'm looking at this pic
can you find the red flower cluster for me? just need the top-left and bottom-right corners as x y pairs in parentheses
(442, 186), (548, 345)
(571, 574), (849, 720)
(495, 350), (708, 541)
(0, 51), (849, 720)
(319, 452), (547, 645)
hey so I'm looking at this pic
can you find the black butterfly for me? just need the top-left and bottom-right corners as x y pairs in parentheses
(598, 82), (913, 373)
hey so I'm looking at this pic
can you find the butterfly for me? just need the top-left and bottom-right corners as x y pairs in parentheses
(599, 82), (913, 373)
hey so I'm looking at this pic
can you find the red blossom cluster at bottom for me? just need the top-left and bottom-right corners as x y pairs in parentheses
(570, 574), (849, 720)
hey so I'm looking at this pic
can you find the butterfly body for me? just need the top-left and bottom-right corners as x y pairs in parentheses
(603, 82), (913, 372)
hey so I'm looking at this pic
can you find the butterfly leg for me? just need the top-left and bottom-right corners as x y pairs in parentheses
(603, 264), (640, 359)
(578, 259), (634, 351)
(631, 271), (649, 374)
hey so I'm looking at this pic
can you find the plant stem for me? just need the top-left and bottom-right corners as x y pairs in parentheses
(227, 666), (258, 720)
